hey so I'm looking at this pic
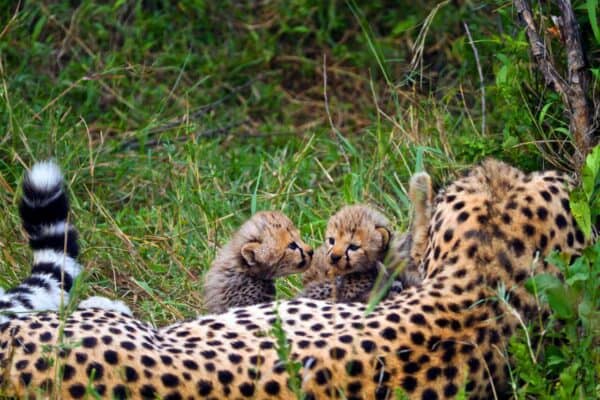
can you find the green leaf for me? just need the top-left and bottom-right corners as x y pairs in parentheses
(538, 102), (553, 125)
(495, 53), (509, 65)
(567, 256), (589, 278)
(569, 191), (592, 239)
(113, 0), (127, 10)
(545, 345), (566, 368)
(394, 388), (411, 400)
(546, 251), (570, 272)
(578, 298), (595, 326)
(546, 286), (575, 319)
(392, 16), (418, 35)
(558, 363), (580, 397)
(565, 272), (588, 285)
(525, 273), (562, 296)
(582, 144), (600, 199)
(586, 0), (600, 44)
(31, 16), (47, 43)
(496, 65), (508, 85)
(132, 278), (155, 297)
(591, 196), (600, 219)
(554, 127), (571, 137)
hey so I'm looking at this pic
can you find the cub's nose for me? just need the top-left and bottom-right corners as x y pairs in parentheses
(330, 254), (342, 264)
(307, 248), (314, 257)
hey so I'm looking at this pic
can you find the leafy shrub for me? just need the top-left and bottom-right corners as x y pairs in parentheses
(510, 147), (600, 398)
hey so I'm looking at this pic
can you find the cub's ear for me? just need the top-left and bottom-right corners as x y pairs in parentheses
(376, 227), (391, 250)
(241, 242), (261, 266)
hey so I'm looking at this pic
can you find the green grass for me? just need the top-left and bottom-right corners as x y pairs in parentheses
(0, 0), (472, 321)
(0, 1), (598, 398)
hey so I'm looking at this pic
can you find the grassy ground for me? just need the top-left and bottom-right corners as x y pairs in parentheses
(0, 1), (501, 321)
(0, 1), (598, 397)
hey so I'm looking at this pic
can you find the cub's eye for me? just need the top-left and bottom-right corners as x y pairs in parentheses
(328, 237), (335, 245)
(288, 242), (299, 250)
(348, 244), (360, 251)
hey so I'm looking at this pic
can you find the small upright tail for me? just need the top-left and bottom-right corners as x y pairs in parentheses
(0, 161), (82, 322)
(408, 171), (433, 263)
(384, 171), (434, 292)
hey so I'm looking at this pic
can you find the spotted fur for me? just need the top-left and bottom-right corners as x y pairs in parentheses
(0, 159), (588, 399)
(203, 211), (313, 314)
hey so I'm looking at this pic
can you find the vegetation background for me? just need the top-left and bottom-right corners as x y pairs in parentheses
(0, 1), (598, 398)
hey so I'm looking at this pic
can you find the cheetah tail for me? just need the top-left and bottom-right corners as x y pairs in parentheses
(0, 161), (83, 321)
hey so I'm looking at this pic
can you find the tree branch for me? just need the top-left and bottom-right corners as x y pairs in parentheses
(557, 0), (594, 163)
(514, 0), (570, 103)
(514, 0), (596, 168)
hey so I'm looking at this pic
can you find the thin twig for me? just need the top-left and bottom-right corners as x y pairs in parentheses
(463, 22), (486, 135)
(322, 53), (350, 168)
(121, 121), (246, 151)
(32, 76), (87, 120)
(123, 74), (271, 143)
(408, 0), (450, 88)
(0, 1), (21, 41)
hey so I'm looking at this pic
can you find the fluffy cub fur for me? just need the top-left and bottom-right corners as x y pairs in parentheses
(203, 211), (313, 313)
(301, 204), (392, 302)
(302, 172), (434, 302)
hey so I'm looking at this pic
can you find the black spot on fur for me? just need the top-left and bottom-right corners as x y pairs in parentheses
(264, 380), (280, 395)
(402, 376), (417, 392)
(410, 331), (425, 346)
(140, 385), (158, 399)
(239, 382), (255, 397)
(62, 364), (76, 381)
(555, 214), (567, 229)
(68, 384), (86, 398)
(125, 366), (139, 382)
(361, 340), (376, 353)
(197, 380), (213, 396)
(380, 327), (397, 340)
(509, 238), (525, 257)
(161, 373), (180, 387)
(87, 362), (104, 380)
(330, 347), (346, 359)
(422, 388), (439, 400)
(103, 350), (119, 365)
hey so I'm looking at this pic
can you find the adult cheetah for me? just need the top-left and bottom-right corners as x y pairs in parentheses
(0, 159), (588, 399)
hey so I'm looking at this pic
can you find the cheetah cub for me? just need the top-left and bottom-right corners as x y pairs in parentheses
(301, 171), (433, 302)
(203, 211), (313, 314)
(300, 204), (392, 302)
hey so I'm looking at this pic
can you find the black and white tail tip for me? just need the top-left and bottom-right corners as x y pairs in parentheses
(0, 161), (82, 322)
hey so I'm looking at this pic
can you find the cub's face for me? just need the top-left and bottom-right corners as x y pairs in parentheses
(324, 205), (391, 276)
(239, 212), (313, 279)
